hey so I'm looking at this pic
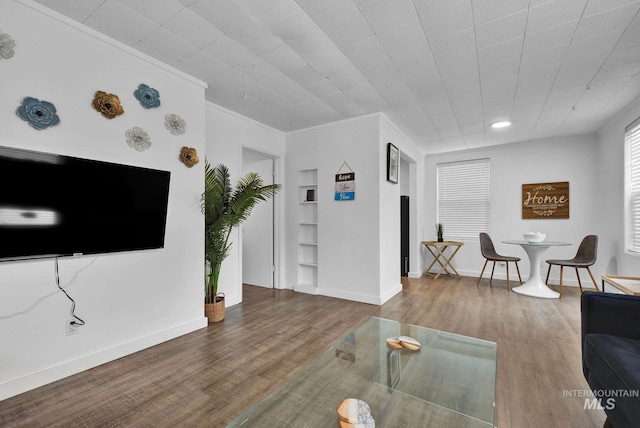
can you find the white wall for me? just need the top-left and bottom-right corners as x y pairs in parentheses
(204, 103), (286, 306)
(596, 96), (640, 277)
(286, 114), (425, 304)
(286, 115), (381, 303)
(424, 135), (600, 285)
(379, 115), (426, 292)
(0, 0), (206, 399)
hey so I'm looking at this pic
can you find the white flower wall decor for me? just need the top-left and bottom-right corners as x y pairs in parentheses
(125, 127), (151, 151)
(164, 114), (186, 135)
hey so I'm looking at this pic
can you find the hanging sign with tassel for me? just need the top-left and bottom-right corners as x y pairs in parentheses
(335, 161), (355, 201)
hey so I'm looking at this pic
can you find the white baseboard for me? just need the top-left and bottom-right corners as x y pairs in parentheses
(317, 283), (402, 305)
(418, 267), (589, 288)
(294, 283), (318, 295)
(0, 317), (208, 401)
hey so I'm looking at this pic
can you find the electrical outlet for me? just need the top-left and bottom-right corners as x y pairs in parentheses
(66, 319), (79, 336)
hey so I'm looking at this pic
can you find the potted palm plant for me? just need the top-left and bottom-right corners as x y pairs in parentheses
(202, 160), (281, 322)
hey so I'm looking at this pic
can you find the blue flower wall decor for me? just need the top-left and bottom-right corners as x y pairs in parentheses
(0, 30), (15, 59)
(133, 84), (160, 109)
(16, 97), (60, 130)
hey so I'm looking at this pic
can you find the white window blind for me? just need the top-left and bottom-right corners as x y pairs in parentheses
(437, 159), (490, 241)
(624, 116), (640, 254)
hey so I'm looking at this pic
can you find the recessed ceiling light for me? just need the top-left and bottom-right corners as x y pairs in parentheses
(491, 121), (511, 129)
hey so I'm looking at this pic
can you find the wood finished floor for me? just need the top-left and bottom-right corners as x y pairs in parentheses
(0, 275), (605, 427)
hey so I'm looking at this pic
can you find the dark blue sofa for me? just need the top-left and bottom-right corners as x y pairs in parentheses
(581, 291), (640, 428)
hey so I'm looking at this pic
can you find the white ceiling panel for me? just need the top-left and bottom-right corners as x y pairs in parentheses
(189, 0), (253, 34)
(617, 12), (640, 49)
(478, 37), (524, 68)
(294, 0), (360, 25)
(526, 0), (587, 34)
(163, 7), (224, 48)
(284, 66), (325, 86)
(573, 3), (638, 41)
(83, 0), (160, 45)
(260, 43), (308, 73)
(203, 36), (253, 67)
(471, 0), (529, 26)
(343, 82), (389, 113)
(475, 11), (527, 49)
(286, 33), (353, 75)
(119, 0), (185, 25)
(414, 0), (474, 34)
(318, 10), (376, 49)
(34, 0), (107, 22)
(359, 0), (418, 35)
(258, 2), (314, 41)
(134, 27), (199, 65)
(327, 67), (368, 91)
(520, 44), (569, 71)
(233, 56), (282, 82)
(33, 0), (640, 153)
(175, 50), (230, 80)
(583, 0), (640, 17)
(233, 0), (288, 21)
(230, 23), (283, 56)
(523, 21), (578, 54)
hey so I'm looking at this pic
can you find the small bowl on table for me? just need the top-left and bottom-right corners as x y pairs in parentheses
(523, 232), (546, 243)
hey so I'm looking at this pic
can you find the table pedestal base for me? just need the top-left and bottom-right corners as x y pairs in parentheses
(511, 244), (560, 299)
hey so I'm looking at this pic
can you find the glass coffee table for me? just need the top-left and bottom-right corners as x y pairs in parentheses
(227, 317), (497, 427)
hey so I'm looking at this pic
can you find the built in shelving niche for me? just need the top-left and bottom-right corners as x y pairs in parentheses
(297, 169), (318, 294)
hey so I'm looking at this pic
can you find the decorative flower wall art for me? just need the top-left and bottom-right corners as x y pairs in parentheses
(92, 91), (124, 119)
(165, 113), (186, 135)
(134, 83), (160, 109)
(179, 146), (199, 168)
(0, 30), (15, 59)
(16, 97), (60, 130)
(126, 127), (152, 151)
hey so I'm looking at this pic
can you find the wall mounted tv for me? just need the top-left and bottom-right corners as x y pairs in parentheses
(0, 145), (171, 262)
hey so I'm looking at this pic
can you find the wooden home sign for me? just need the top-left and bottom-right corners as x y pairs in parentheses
(522, 181), (569, 219)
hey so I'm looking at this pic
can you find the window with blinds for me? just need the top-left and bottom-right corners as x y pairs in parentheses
(624, 116), (640, 254)
(437, 159), (490, 242)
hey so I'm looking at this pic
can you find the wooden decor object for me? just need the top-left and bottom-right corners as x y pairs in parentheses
(522, 181), (569, 219)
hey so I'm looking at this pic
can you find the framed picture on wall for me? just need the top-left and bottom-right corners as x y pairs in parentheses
(387, 143), (399, 183)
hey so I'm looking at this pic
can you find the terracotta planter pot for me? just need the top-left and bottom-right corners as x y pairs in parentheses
(205, 292), (225, 322)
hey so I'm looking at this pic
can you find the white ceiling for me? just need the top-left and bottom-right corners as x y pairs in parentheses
(34, 0), (640, 153)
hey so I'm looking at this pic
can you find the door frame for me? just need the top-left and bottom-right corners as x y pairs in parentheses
(240, 146), (282, 289)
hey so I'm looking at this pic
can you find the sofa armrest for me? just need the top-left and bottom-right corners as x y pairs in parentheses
(581, 291), (640, 341)
(581, 291), (640, 380)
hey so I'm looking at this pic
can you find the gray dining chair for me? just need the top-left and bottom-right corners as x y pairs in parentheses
(476, 233), (522, 291)
(545, 235), (600, 298)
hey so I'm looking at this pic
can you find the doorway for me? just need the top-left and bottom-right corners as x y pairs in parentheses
(242, 149), (276, 289)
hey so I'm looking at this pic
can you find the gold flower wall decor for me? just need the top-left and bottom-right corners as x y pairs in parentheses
(92, 90), (124, 119)
(179, 146), (199, 168)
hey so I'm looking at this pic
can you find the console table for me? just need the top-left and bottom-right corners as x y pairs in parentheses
(422, 240), (464, 280)
(227, 317), (496, 427)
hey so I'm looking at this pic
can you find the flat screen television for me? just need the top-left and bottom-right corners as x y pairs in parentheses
(0, 145), (171, 261)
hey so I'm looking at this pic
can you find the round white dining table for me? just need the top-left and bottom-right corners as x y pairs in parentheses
(502, 240), (572, 299)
